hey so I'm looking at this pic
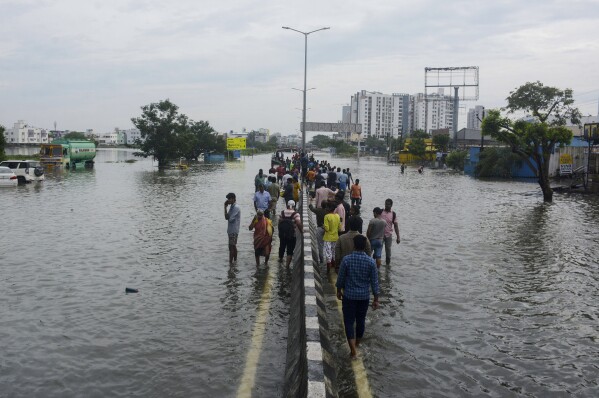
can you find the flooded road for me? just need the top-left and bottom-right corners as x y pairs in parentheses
(323, 158), (599, 397)
(1, 149), (291, 397)
(1, 149), (598, 397)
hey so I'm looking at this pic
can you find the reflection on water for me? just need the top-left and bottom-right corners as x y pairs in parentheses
(1, 150), (597, 397)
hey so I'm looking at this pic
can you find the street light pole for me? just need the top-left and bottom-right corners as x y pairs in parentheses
(282, 26), (330, 154)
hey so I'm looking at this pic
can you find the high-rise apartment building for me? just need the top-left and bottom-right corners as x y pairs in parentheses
(349, 90), (412, 140)
(412, 90), (454, 133)
(467, 105), (486, 130)
(344, 89), (457, 139)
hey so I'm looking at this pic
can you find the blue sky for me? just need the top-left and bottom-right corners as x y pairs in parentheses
(1, 0), (598, 138)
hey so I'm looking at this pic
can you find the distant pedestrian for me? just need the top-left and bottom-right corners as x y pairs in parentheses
(327, 168), (337, 189)
(309, 200), (329, 264)
(350, 179), (362, 207)
(224, 192), (240, 265)
(366, 207), (386, 268)
(315, 181), (334, 208)
(292, 176), (301, 203)
(278, 200), (302, 267)
(249, 210), (273, 266)
(400, 163), (405, 174)
(334, 191), (346, 234)
(254, 169), (265, 191)
(336, 234), (380, 358)
(253, 183), (272, 219)
(338, 169), (349, 191)
(323, 201), (341, 271)
(381, 199), (400, 265)
(267, 176), (280, 214)
(335, 216), (372, 272)
(348, 205), (363, 234)
(346, 168), (354, 185)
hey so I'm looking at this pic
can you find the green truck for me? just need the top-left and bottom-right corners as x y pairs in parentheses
(40, 139), (97, 169)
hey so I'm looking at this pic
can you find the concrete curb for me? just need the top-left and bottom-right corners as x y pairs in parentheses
(303, 190), (337, 398)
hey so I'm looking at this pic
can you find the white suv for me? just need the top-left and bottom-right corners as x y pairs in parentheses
(0, 160), (45, 183)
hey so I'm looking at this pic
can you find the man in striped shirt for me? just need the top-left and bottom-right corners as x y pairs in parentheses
(336, 234), (380, 358)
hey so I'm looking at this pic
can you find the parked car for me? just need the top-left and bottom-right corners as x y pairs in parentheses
(0, 160), (45, 183)
(0, 166), (18, 187)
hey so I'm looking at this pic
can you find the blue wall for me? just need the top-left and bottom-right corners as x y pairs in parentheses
(464, 147), (537, 178)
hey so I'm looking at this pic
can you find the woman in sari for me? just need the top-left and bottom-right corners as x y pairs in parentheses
(249, 210), (273, 266)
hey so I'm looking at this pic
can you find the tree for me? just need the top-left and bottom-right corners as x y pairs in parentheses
(446, 150), (467, 171)
(411, 130), (430, 139)
(475, 147), (520, 177)
(0, 125), (6, 161)
(131, 99), (190, 169)
(330, 140), (357, 155)
(482, 81), (581, 202)
(364, 136), (386, 153)
(432, 134), (450, 153)
(246, 130), (257, 145)
(179, 120), (221, 160)
(408, 137), (427, 161)
(63, 131), (87, 140)
(391, 137), (404, 151)
(310, 134), (333, 149)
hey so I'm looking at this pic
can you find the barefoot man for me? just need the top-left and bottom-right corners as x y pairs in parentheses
(336, 234), (379, 358)
(224, 192), (240, 265)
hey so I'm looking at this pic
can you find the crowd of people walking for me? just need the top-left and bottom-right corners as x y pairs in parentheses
(224, 150), (402, 359)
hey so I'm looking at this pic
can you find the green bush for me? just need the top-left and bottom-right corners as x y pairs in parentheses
(446, 150), (468, 171)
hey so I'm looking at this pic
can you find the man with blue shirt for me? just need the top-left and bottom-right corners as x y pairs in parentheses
(224, 192), (240, 265)
(336, 234), (379, 358)
(253, 183), (272, 219)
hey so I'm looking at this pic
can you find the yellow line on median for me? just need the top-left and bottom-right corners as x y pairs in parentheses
(237, 264), (275, 398)
(329, 271), (374, 398)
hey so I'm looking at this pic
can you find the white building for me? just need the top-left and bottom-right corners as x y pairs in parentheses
(346, 91), (414, 141)
(350, 90), (395, 139)
(115, 128), (142, 145)
(467, 105), (486, 130)
(280, 134), (301, 146)
(255, 128), (270, 143)
(392, 93), (412, 137)
(413, 90), (454, 134)
(3, 120), (49, 144)
(96, 132), (118, 145)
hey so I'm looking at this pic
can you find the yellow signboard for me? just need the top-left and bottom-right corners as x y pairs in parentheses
(559, 153), (572, 164)
(227, 137), (246, 150)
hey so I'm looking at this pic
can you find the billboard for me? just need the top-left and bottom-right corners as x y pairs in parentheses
(226, 137), (246, 150)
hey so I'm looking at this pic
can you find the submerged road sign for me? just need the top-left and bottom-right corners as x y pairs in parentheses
(301, 122), (362, 133)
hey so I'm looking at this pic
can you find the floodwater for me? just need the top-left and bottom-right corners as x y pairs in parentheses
(1, 149), (598, 397)
(0, 149), (291, 397)
(323, 158), (599, 397)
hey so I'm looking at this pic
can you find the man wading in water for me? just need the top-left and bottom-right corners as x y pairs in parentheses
(224, 192), (240, 265)
(336, 234), (379, 358)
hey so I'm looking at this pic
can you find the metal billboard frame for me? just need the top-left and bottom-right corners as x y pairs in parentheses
(424, 66), (479, 101)
(424, 66), (479, 142)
